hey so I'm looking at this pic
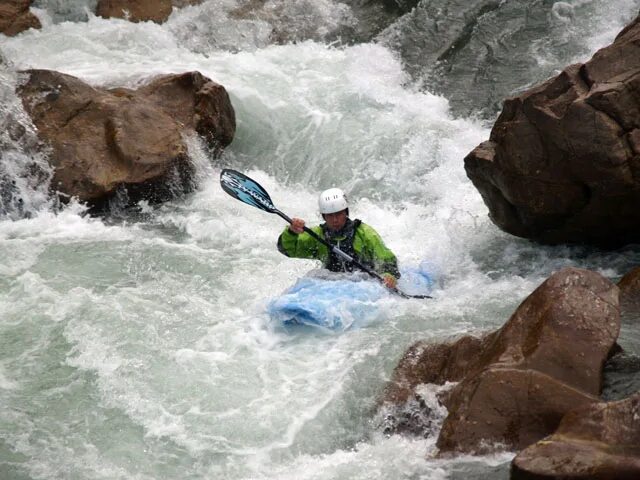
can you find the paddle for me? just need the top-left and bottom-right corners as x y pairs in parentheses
(220, 169), (432, 299)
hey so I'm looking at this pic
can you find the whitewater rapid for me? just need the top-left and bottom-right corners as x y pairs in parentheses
(2, 1), (640, 479)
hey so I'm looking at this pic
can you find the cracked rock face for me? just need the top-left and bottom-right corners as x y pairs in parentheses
(464, 15), (640, 247)
(435, 267), (620, 453)
(17, 69), (235, 210)
(512, 393), (640, 480)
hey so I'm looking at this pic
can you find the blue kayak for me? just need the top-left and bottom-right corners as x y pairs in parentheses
(267, 265), (434, 331)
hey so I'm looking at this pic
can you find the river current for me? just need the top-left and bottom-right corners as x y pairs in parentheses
(1, 1), (640, 479)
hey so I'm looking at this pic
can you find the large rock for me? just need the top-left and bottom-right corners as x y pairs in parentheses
(132, 72), (235, 151)
(467, 268), (620, 396)
(0, 0), (41, 36)
(436, 268), (620, 453)
(379, 268), (621, 453)
(96, 0), (202, 23)
(18, 69), (235, 209)
(438, 368), (599, 454)
(378, 334), (491, 438)
(464, 15), (640, 247)
(383, 334), (489, 405)
(512, 393), (640, 480)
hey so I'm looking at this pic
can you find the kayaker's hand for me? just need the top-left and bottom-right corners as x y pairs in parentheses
(289, 218), (305, 234)
(383, 274), (397, 290)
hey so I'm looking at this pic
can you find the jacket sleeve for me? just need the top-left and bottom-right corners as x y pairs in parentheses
(358, 224), (400, 278)
(277, 226), (323, 259)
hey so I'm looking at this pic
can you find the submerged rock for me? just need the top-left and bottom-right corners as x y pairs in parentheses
(511, 393), (640, 480)
(0, 0), (41, 36)
(18, 69), (235, 210)
(377, 393), (442, 439)
(464, 15), (640, 247)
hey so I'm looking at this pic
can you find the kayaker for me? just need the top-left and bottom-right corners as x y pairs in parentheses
(277, 188), (400, 289)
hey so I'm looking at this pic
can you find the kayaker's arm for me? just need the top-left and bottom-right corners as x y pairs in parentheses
(277, 222), (325, 260)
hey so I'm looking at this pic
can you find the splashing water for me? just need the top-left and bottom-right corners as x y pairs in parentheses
(1, 1), (640, 479)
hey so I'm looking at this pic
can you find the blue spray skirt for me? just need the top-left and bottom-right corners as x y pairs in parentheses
(268, 265), (434, 331)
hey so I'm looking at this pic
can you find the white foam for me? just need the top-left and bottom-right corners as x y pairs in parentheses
(2, 2), (640, 479)
(238, 435), (450, 480)
(0, 364), (19, 390)
(0, 203), (125, 240)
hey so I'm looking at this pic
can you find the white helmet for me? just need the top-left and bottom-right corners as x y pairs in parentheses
(318, 188), (348, 214)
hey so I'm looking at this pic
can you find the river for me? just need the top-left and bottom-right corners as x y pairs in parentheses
(1, 1), (640, 479)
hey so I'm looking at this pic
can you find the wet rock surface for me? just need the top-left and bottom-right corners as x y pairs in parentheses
(381, 267), (621, 454)
(464, 15), (640, 247)
(511, 393), (640, 480)
(0, 0), (41, 36)
(18, 69), (235, 210)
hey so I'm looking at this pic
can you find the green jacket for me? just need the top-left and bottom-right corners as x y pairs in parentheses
(277, 218), (400, 278)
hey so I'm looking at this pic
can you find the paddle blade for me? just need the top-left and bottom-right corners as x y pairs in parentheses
(220, 169), (277, 213)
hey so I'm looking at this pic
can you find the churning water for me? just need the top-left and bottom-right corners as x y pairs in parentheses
(1, 1), (640, 479)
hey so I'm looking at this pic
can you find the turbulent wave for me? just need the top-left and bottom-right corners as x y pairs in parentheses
(378, 0), (640, 117)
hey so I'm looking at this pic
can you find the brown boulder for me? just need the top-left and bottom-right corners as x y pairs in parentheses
(0, 0), (41, 36)
(512, 393), (640, 480)
(18, 69), (235, 208)
(382, 334), (490, 405)
(438, 268), (620, 451)
(378, 334), (490, 437)
(438, 368), (599, 453)
(379, 267), (620, 453)
(134, 71), (236, 151)
(96, 0), (202, 23)
(464, 15), (640, 247)
(96, 0), (173, 23)
(436, 268), (619, 453)
(469, 267), (620, 395)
